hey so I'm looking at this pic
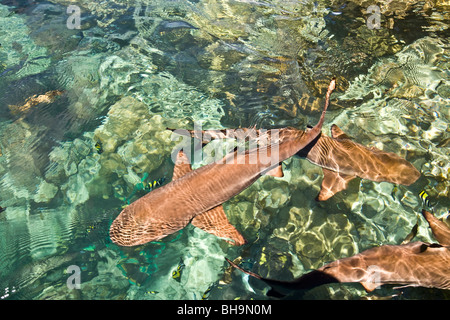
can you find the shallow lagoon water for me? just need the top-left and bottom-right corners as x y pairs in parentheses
(0, 0), (449, 300)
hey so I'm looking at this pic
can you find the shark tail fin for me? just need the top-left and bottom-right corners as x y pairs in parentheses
(300, 78), (336, 149)
(225, 258), (262, 279)
(173, 151), (246, 246)
(316, 168), (356, 201)
(225, 258), (287, 298)
(311, 78), (336, 133)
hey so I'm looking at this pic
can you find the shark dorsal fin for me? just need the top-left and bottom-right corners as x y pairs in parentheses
(331, 124), (351, 140)
(172, 151), (246, 246)
(173, 150), (192, 180)
(316, 168), (356, 201)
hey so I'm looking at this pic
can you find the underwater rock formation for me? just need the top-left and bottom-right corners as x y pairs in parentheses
(338, 36), (449, 205)
(0, 4), (51, 81)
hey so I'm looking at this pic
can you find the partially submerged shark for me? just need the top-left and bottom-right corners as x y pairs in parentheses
(299, 124), (421, 200)
(109, 78), (336, 246)
(181, 124), (420, 201)
(226, 209), (450, 297)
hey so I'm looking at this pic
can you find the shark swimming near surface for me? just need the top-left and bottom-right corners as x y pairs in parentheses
(184, 123), (420, 201)
(298, 124), (421, 200)
(109, 78), (336, 246)
(226, 209), (450, 298)
(183, 125), (421, 202)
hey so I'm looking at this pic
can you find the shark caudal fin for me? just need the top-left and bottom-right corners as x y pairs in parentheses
(305, 78), (336, 139)
(225, 257), (340, 298)
(173, 151), (246, 246)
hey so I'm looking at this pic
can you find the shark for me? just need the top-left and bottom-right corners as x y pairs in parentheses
(109, 78), (336, 246)
(226, 209), (450, 298)
(183, 124), (421, 201)
(179, 118), (420, 203)
(298, 124), (421, 200)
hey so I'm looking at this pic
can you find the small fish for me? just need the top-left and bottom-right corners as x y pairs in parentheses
(201, 285), (213, 300)
(418, 190), (433, 208)
(0, 206), (6, 213)
(145, 177), (166, 192)
(172, 258), (185, 282)
(159, 20), (198, 31)
(391, 185), (398, 200)
(147, 290), (159, 295)
(436, 137), (450, 148)
(82, 244), (96, 252)
(86, 224), (97, 234)
(95, 142), (103, 154)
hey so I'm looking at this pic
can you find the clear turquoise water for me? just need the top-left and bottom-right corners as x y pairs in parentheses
(0, 0), (448, 300)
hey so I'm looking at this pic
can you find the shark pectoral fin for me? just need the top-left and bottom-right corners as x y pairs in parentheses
(421, 209), (450, 246)
(172, 150), (192, 180)
(263, 164), (284, 177)
(330, 124), (351, 140)
(191, 206), (247, 246)
(316, 169), (356, 201)
(360, 281), (381, 292)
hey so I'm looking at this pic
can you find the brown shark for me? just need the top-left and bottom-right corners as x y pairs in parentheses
(300, 124), (421, 200)
(226, 209), (450, 297)
(180, 118), (420, 202)
(109, 78), (336, 246)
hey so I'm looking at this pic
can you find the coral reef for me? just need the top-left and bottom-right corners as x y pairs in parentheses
(0, 0), (448, 300)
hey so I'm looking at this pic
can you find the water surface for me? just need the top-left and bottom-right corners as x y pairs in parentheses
(0, 0), (449, 300)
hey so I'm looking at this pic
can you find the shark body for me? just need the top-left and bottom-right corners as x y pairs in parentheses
(226, 209), (450, 297)
(109, 79), (336, 246)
